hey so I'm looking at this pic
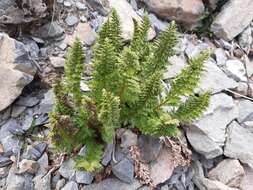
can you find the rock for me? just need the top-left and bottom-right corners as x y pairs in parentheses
(225, 60), (247, 82)
(33, 22), (64, 39)
(102, 143), (113, 166)
(27, 142), (47, 160)
(203, 0), (219, 10)
(16, 96), (40, 107)
(112, 157), (134, 183)
(240, 166), (253, 190)
(138, 134), (162, 163)
(0, 33), (37, 111)
(63, 0), (72, 8)
(208, 159), (245, 188)
(238, 26), (252, 53)
(0, 156), (13, 168)
(214, 48), (227, 67)
(237, 99), (253, 123)
(83, 178), (142, 190)
(235, 82), (248, 97)
(163, 55), (187, 79)
(211, 0), (253, 41)
(120, 129), (137, 148)
(0, 0), (47, 24)
(142, 0), (205, 29)
(34, 174), (51, 190)
(38, 90), (54, 114)
(50, 56), (65, 68)
(197, 59), (238, 93)
(224, 121), (253, 169)
(245, 58), (253, 78)
(148, 13), (168, 32)
(150, 147), (175, 186)
(75, 171), (94, 184)
(62, 181), (78, 190)
(18, 159), (39, 174)
(56, 178), (66, 190)
(108, 0), (155, 41)
(85, 0), (110, 16)
(11, 105), (26, 118)
(58, 159), (76, 179)
(37, 153), (49, 175)
(241, 113), (253, 133)
(186, 126), (223, 159)
(65, 15), (79, 27)
(76, 2), (87, 11)
(192, 93), (238, 146)
(65, 23), (96, 46)
(8, 124), (25, 136)
(5, 165), (26, 190)
(0, 119), (21, 154)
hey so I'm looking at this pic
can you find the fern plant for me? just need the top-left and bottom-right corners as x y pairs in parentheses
(49, 9), (210, 172)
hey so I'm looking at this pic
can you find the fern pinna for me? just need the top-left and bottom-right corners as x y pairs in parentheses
(49, 9), (210, 172)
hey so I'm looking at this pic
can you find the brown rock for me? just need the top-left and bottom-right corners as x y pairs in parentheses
(18, 159), (39, 174)
(142, 0), (205, 29)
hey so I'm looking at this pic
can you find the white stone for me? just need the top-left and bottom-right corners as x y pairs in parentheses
(225, 60), (247, 82)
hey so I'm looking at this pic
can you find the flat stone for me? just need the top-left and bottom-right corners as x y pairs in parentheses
(197, 59), (238, 93)
(112, 157), (134, 183)
(108, 0), (156, 41)
(50, 56), (65, 68)
(5, 165), (26, 190)
(0, 33), (36, 111)
(240, 166), (253, 190)
(192, 93), (238, 146)
(38, 90), (54, 114)
(65, 23), (96, 46)
(56, 178), (66, 190)
(150, 147), (175, 186)
(238, 26), (252, 53)
(76, 2), (87, 11)
(211, 0), (253, 41)
(138, 134), (162, 163)
(16, 96), (40, 107)
(83, 178), (142, 190)
(163, 55), (187, 79)
(62, 181), (78, 190)
(224, 121), (253, 169)
(143, 0), (205, 29)
(33, 22), (64, 39)
(65, 15), (79, 27)
(0, 156), (12, 168)
(208, 159), (245, 188)
(225, 60), (247, 82)
(214, 48), (227, 67)
(186, 125), (223, 159)
(120, 129), (138, 148)
(19, 159), (39, 174)
(11, 105), (26, 118)
(75, 171), (94, 184)
(58, 159), (76, 179)
(236, 99), (253, 123)
(34, 174), (51, 190)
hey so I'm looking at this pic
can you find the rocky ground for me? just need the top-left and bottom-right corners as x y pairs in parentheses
(0, 0), (253, 190)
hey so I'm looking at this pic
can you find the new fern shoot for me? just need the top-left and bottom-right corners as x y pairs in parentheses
(49, 9), (210, 172)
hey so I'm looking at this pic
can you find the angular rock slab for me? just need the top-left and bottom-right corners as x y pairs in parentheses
(211, 0), (253, 41)
(108, 0), (156, 41)
(224, 121), (253, 169)
(208, 159), (245, 188)
(240, 166), (253, 190)
(142, 0), (205, 29)
(192, 93), (238, 146)
(0, 33), (36, 111)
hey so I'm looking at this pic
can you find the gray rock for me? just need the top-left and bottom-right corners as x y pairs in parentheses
(63, 0), (72, 7)
(225, 60), (247, 82)
(33, 22), (64, 39)
(238, 26), (252, 53)
(26, 142), (47, 160)
(197, 59), (238, 93)
(37, 153), (49, 175)
(62, 181), (78, 190)
(186, 126), (223, 159)
(34, 174), (51, 190)
(38, 90), (54, 114)
(76, 2), (87, 11)
(75, 171), (94, 184)
(58, 159), (76, 179)
(138, 134), (162, 163)
(84, 178), (142, 190)
(224, 121), (253, 169)
(56, 178), (66, 190)
(208, 159), (245, 188)
(241, 113), (253, 133)
(50, 56), (65, 68)
(0, 156), (12, 168)
(16, 96), (40, 107)
(11, 105), (26, 118)
(214, 48), (227, 67)
(192, 93), (238, 146)
(240, 166), (253, 190)
(5, 165), (26, 190)
(102, 143), (113, 166)
(23, 38), (40, 58)
(120, 129), (137, 148)
(112, 157), (134, 183)
(236, 99), (253, 123)
(0, 33), (37, 111)
(148, 13), (168, 32)
(65, 15), (79, 27)
(85, 0), (110, 16)
(211, 0), (253, 41)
